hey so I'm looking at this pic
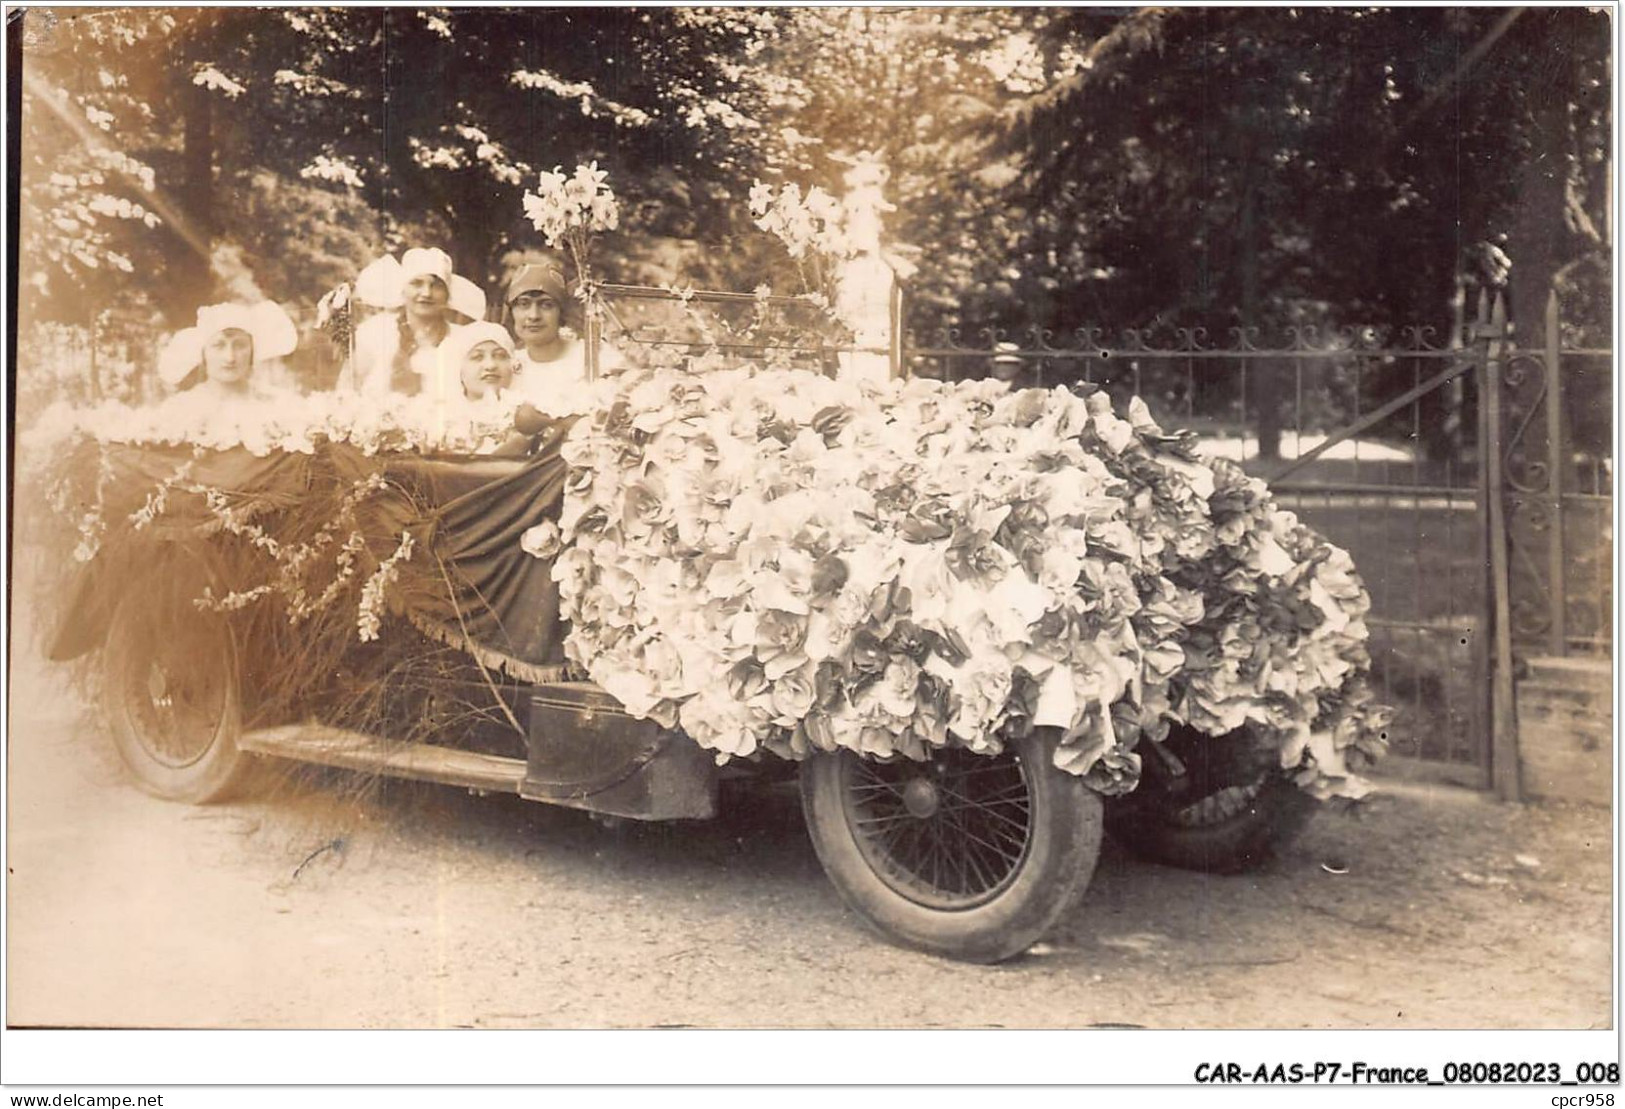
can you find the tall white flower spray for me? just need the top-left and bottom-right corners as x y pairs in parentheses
(522, 161), (621, 291)
(749, 154), (913, 381)
(748, 178), (852, 312)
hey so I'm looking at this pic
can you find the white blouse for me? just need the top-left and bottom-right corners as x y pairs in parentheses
(347, 312), (459, 396)
(510, 338), (623, 408)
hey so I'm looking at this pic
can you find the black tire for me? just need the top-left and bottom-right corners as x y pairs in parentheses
(1107, 727), (1317, 874)
(103, 553), (254, 803)
(799, 729), (1102, 964)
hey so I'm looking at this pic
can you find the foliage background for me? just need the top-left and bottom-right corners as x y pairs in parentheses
(13, 6), (1612, 441)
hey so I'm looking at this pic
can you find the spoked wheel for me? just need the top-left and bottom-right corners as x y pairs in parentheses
(1106, 725), (1317, 874)
(104, 557), (254, 803)
(800, 730), (1102, 964)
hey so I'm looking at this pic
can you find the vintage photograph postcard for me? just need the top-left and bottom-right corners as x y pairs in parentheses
(4, 4), (1615, 1087)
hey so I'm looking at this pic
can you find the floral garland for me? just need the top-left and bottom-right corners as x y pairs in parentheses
(25, 386), (601, 683)
(551, 366), (1389, 800)
(27, 384), (601, 472)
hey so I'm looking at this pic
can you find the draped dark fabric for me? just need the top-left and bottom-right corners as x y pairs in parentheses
(47, 430), (576, 682)
(46, 443), (322, 662)
(385, 448), (571, 673)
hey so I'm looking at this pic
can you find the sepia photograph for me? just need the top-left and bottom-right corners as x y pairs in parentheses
(2, 2), (1617, 1090)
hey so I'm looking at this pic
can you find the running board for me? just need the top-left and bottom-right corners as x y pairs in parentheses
(240, 724), (527, 794)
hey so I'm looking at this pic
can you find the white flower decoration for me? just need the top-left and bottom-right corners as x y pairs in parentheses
(521, 521), (562, 560)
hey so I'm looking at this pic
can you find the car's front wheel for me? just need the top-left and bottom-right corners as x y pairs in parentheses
(103, 551), (254, 803)
(799, 729), (1102, 964)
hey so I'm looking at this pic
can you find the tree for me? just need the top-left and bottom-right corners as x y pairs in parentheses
(998, 7), (1611, 456)
(19, 8), (790, 325)
(204, 8), (786, 292)
(17, 9), (181, 317)
(727, 8), (1058, 333)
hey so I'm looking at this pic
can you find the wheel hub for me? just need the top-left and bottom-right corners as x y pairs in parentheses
(126, 642), (223, 768)
(147, 664), (172, 708)
(901, 776), (940, 818)
(838, 746), (1038, 911)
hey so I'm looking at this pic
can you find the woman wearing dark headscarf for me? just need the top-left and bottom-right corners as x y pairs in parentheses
(503, 263), (623, 403)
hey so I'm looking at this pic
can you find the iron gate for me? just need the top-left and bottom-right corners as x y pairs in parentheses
(1495, 288), (1614, 660)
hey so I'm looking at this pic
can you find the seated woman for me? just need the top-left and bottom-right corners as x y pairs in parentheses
(156, 301), (299, 406)
(426, 321), (555, 456)
(346, 248), (487, 397)
(502, 264), (623, 428)
(433, 320), (518, 403)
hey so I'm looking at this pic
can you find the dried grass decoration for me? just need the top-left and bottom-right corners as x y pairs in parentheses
(30, 393), (582, 758)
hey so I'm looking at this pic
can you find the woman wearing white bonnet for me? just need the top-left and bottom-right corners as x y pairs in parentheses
(346, 247), (487, 397)
(426, 322), (542, 455)
(157, 301), (299, 402)
(431, 320), (517, 404)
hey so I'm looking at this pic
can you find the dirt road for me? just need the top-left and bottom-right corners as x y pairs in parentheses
(5, 642), (1613, 1031)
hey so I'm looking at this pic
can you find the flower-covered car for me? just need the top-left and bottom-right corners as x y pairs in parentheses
(33, 351), (1389, 964)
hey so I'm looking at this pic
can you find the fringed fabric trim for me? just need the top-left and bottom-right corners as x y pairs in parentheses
(406, 610), (570, 685)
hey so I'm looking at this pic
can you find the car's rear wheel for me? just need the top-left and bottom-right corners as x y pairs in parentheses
(104, 553), (254, 803)
(1106, 725), (1316, 874)
(800, 729), (1102, 964)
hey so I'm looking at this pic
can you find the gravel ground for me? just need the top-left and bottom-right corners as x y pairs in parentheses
(6, 635), (1612, 1031)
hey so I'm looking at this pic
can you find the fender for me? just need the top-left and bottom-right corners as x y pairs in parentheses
(44, 554), (121, 663)
(45, 540), (230, 663)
